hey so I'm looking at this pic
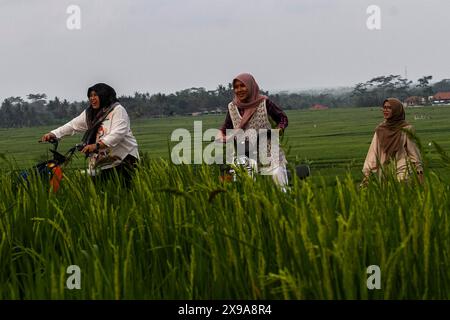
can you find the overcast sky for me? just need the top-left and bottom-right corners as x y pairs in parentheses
(1, 0), (449, 102)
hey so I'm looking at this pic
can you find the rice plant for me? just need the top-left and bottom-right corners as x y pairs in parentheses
(1, 156), (449, 299)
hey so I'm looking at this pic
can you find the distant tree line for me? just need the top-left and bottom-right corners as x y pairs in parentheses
(350, 75), (445, 107)
(1, 76), (450, 128)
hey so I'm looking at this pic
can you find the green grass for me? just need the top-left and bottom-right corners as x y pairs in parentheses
(0, 106), (450, 299)
(1, 160), (449, 299)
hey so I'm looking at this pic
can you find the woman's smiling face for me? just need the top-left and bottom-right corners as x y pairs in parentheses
(383, 101), (393, 119)
(89, 91), (100, 109)
(233, 79), (249, 103)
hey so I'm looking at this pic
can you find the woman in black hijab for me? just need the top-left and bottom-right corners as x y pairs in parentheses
(41, 83), (140, 186)
(83, 83), (120, 145)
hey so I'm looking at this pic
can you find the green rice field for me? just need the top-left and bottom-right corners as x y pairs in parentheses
(0, 106), (449, 299)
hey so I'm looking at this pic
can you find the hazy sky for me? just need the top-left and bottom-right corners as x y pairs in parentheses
(1, 0), (449, 102)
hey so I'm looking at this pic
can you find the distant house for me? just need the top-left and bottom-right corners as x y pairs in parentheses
(209, 108), (226, 115)
(191, 112), (202, 116)
(432, 92), (450, 105)
(310, 104), (329, 110)
(405, 96), (426, 107)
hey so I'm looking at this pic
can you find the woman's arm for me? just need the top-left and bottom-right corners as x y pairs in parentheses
(362, 133), (379, 177)
(50, 111), (88, 139)
(216, 111), (233, 142)
(266, 99), (288, 130)
(219, 111), (232, 135)
(405, 130), (424, 182)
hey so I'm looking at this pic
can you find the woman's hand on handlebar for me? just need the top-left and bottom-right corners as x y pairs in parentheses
(215, 131), (228, 143)
(81, 144), (97, 155)
(40, 132), (56, 142)
(80, 141), (104, 155)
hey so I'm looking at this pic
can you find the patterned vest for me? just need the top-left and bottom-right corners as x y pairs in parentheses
(227, 100), (286, 169)
(228, 100), (271, 132)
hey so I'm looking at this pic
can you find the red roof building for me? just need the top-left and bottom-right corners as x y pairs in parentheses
(434, 92), (450, 100)
(432, 92), (450, 104)
(310, 104), (329, 110)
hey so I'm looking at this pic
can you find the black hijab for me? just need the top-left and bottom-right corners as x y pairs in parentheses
(82, 83), (119, 145)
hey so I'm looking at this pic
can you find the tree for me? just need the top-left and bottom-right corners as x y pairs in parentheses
(351, 75), (413, 107)
(417, 75), (433, 104)
(27, 93), (47, 103)
(432, 79), (450, 93)
(27, 93), (48, 113)
(392, 76), (412, 100)
(47, 96), (66, 119)
(5, 96), (24, 105)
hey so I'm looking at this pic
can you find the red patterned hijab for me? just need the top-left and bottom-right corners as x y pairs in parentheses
(232, 73), (267, 129)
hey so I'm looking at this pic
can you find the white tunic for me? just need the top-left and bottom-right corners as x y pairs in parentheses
(51, 104), (139, 170)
